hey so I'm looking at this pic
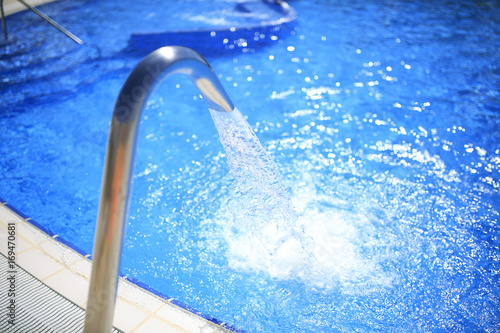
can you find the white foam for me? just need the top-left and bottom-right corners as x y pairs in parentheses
(209, 108), (393, 293)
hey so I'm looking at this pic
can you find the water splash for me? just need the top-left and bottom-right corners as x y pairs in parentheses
(209, 109), (393, 291)
(209, 108), (311, 280)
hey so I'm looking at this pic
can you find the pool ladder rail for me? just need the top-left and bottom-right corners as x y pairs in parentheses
(0, 0), (82, 44)
(83, 46), (234, 332)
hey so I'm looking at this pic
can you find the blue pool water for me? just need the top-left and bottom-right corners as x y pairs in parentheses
(1, 0), (500, 332)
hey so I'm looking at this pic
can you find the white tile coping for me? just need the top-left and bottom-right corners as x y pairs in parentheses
(3, 0), (59, 16)
(0, 202), (235, 333)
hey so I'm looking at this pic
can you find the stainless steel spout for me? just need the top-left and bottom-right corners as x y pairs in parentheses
(84, 46), (234, 332)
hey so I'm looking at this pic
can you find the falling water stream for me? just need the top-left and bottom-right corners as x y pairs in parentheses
(209, 108), (311, 279)
(209, 108), (394, 292)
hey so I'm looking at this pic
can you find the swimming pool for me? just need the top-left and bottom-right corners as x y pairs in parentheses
(1, 0), (499, 332)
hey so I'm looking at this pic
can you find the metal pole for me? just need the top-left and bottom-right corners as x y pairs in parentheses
(84, 46), (234, 332)
(1, 0), (7, 40)
(17, 0), (83, 44)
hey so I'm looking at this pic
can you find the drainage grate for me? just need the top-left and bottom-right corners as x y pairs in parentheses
(0, 253), (123, 333)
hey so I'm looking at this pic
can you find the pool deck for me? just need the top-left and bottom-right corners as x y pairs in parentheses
(3, 0), (59, 15)
(0, 202), (232, 332)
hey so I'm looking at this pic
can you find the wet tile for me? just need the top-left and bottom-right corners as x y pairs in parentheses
(113, 297), (151, 333)
(0, 224), (34, 256)
(38, 238), (83, 266)
(17, 247), (65, 281)
(117, 279), (165, 314)
(69, 257), (92, 279)
(156, 304), (214, 333)
(130, 316), (185, 333)
(18, 221), (50, 246)
(43, 267), (90, 306)
(0, 204), (25, 225)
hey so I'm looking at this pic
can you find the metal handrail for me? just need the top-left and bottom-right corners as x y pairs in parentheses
(1, 0), (82, 43)
(83, 46), (234, 332)
(1, 0), (7, 40)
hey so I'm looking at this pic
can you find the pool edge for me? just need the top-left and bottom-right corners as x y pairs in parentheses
(2, 0), (59, 16)
(0, 198), (243, 333)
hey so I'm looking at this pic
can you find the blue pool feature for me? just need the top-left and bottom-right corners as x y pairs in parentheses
(128, 0), (296, 55)
(1, 0), (500, 332)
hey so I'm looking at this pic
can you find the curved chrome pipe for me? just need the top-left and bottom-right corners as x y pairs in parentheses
(84, 46), (234, 332)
